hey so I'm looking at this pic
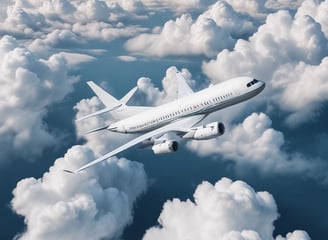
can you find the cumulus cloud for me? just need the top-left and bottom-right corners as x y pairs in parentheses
(201, 1), (257, 37)
(271, 57), (328, 125)
(0, 35), (79, 162)
(11, 144), (147, 240)
(296, 0), (328, 38)
(116, 0), (211, 13)
(143, 177), (310, 240)
(135, 66), (196, 105)
(203, 7), (328, 125)
(125, 13), (234, 57)
(187, 112), (328, 183)
(0, 0), (147, 42)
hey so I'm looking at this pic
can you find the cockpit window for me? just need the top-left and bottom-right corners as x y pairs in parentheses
(246, 79), (259, 87)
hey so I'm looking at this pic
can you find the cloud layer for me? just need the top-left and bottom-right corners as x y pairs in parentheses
(125, 13), (234, 57)
(11, 145), (147, 240)
(143, 177), (310, 240)
(0, 35), (79, 162)
(202, 1), (328, 126)
(187, 112), (328, 183)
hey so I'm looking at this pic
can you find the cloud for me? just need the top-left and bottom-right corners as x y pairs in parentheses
(116, 0), (212, 13)
(296, 0), (328, 38)
(125, 13), (234, 57)
(0, 35), (79, 162)
(271, 57), (328, 125)
(202, 7), (328, 126)
(11, 145), (147, 240)
(187, 112), (328, 183)
(143, 177), (310, 240)
(0, 0), (147, 42)
(201, 1), (257, 37)
(135, 66), (196, 106)
(276, 231), (311, 240)
(117, 55), (137, 62)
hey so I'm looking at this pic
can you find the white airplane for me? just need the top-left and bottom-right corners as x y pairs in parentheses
(65, 71), (265, 173)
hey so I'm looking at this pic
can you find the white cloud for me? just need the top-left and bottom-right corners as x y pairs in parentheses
(125, 13), (234, 57)
(117, 55), (137, 62)
(143, 177), (310, 240)
(224, 0), (304, 17)
(276, 231), (311, 240)
(187, 112), (328, 183)
(11, 144), (147, 240)
(296, 0), (328, 38)
(271, 57), (328, 126)
(0, 0), (147, 42)
(201, 1), (257, 37)
(265, 0), (305, 11)
(224, 0), (268, 18)
(57, 52), (96, 69)
(116, 0), (211, 13)
(0, 35), (79, 162)
(202, 9), (328, 125)
(135, 66), (196, 106)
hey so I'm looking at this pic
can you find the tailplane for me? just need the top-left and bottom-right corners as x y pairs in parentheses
(76, 81), (144, 121)
(87, 81), (120, 107)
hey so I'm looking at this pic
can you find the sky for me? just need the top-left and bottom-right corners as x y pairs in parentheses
(0, 0), (328, 239)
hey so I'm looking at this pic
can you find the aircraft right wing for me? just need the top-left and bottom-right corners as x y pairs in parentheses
(64, 114), (206, 173)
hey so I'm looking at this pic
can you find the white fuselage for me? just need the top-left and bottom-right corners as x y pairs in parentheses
(109, 76), (265, 133)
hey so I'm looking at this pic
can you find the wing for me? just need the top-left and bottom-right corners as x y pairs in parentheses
(176, 71), (194, 98)
(65, 114), (206, 173)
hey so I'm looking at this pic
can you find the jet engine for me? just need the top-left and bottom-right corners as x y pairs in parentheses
(152, 140), (178, 154)
(183, 122), (225, 140)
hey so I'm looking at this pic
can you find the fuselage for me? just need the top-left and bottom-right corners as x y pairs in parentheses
(109, 76), (265, 133)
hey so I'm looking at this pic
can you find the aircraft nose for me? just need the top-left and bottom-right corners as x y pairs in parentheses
(260, 80), (265, 88)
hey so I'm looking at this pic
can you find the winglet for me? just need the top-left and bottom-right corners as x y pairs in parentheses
(176, 71), (194, 98)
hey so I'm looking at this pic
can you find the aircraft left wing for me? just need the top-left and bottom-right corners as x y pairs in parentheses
(64, 114), (206, 173)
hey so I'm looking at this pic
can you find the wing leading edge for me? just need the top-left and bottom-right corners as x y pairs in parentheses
(65, 114), (206, 173)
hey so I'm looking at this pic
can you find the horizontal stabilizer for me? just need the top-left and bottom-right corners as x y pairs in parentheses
(120, 86), (138, 105)
(87, 81), (120, 108)
(76, 104), (122, 121)
(84, 125), (109, 134)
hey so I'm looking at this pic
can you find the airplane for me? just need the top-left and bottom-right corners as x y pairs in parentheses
(65, 71), (265, 173)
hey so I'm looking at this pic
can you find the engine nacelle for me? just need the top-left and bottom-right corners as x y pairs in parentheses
(152, 140), (178, 154)
(183, 122), (225, 140)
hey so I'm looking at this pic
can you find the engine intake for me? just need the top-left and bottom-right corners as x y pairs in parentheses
(152, 140), (178, 154)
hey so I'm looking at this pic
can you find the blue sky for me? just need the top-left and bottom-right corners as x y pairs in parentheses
(0, 0), (328, 239)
